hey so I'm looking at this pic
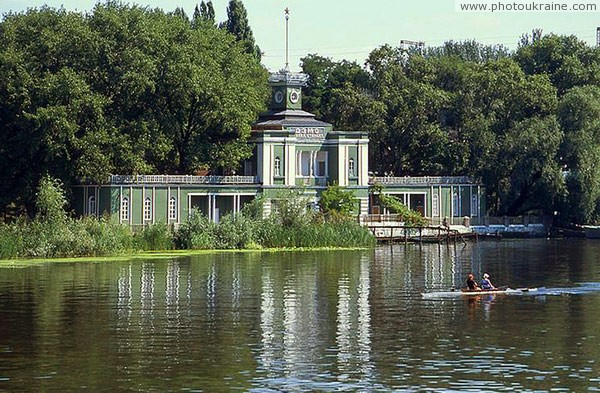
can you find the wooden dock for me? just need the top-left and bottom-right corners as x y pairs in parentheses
(367, 225), (473, 244)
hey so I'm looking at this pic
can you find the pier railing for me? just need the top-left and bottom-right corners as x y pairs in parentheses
(110, 175), (258, 185)
(361, 214), (547, 227)
(369, 176), (475, 185)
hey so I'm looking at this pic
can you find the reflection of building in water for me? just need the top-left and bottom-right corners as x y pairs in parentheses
(420, 244), (482, 290)
(260, 270), (277, 376)
(336, 257), (373, 380)
(114, 255), (375, 383)
(117, 264), (132, 322)
(257, 256), (374, 383)
(140, 262), (155, 322)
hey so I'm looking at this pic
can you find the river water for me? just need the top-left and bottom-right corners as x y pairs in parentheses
(1, 239), (599, 392)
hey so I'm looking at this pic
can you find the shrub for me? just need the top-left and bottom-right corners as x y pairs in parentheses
(134, 223), (174, 251)
(0, 223), (22, 259)
(320, 184), (357, 220)
(270, 188), (315, 228)
(214, 214), (259, 249)
(174, 210), (217, 249)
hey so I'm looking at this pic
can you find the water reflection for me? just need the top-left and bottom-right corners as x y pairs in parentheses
(2, 241), (600, 392)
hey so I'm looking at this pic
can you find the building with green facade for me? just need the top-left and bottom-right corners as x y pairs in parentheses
(73, 69), (484, 228)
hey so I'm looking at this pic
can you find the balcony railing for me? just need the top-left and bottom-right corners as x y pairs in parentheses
(370, 176), (476, 185)
(110, 175), (259, 185)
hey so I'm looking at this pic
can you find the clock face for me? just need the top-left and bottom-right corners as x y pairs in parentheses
(289, 89), (300, 104)
(274, 90), (284, 104)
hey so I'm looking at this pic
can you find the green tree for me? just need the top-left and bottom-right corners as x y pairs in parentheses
(193, 1), (215, 28)
(319, 184), (357, 220)
(0, 3), (269, 214)
(35, 175), (68, 223)
(514, 33), (600, 94)
(223, 0), (261, 61)
(557, 85), (600, 224)
(425, 39), (510, 63)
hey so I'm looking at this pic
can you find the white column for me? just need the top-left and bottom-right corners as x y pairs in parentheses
(359, 143), (369, 186)
(177, 187), (181, 224)
(152, 187), (156, 224)
(285, 142), (296, 186)
(450, 186), (454, 219)
(338, 145), (347, 187)
(261, 142), (272, 186)
(130, 186), (133, 225)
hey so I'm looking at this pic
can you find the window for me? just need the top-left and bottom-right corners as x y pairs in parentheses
(274, 157), (281, 177)
(453, 189), (460, 217)
(348, 158), (355, 177)
(120, 197), (129, 222)
(316, 151), (327, 177)
(144, 197), (152, 221)
(432, 193), (439, 217)
(169, 197), (177, 220)
(471, 193), (479, 217)
(88, 195), (96, 216)
(297, 151), (311, 176)
(244, 160), (253, 176)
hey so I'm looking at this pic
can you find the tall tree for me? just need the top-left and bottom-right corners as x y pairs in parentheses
(557, 85), (600, 224)
(514, 34), (600, 94)
(0, 3), (268, 215)
(192, 1), (215, 28)
(223, 0), (261, 61)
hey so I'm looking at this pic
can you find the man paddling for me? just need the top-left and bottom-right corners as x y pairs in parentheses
(466, 273), (481, 291)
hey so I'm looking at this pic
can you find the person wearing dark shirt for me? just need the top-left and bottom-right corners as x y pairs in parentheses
(466, 273), (480, 291)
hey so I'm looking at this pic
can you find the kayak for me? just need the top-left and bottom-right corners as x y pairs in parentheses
(422, 287), (538, 298)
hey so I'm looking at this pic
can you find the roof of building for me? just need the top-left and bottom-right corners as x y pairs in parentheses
(253, 109), (332, 129)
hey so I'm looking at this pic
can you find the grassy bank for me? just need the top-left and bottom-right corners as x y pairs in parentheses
(0, 216), (375, 260)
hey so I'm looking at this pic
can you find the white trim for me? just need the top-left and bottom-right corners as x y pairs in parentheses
(177, 187), (181, 224)
(129, 186), (133, 225)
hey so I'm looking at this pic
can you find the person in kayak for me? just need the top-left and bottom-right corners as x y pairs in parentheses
(466, 273), (481, 291)
(480, 273), (496, 290)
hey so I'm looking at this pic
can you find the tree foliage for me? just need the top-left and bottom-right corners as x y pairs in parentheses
(301, 36), (600, 222)
(223, 0), (261, 61)
(319, 184), (357, 220)
(0, 2), (268, 214)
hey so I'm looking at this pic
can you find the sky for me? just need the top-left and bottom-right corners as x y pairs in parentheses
(1, 0), (600, 72)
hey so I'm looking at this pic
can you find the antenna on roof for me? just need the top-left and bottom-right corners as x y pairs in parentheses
(285, 7), (290, 71)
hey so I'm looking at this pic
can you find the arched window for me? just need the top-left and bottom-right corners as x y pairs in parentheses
(432, 193), (439, 217)
(169, 196), (177, 220)
(88, 195), (96, 217)
(274, 157), (281, 177)
(348, 158), (355, 177)
(143, 197), (152, 221)
(120, 197), (129, 222)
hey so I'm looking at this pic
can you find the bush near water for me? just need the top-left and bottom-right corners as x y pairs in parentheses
(0, 178), (375, 260)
